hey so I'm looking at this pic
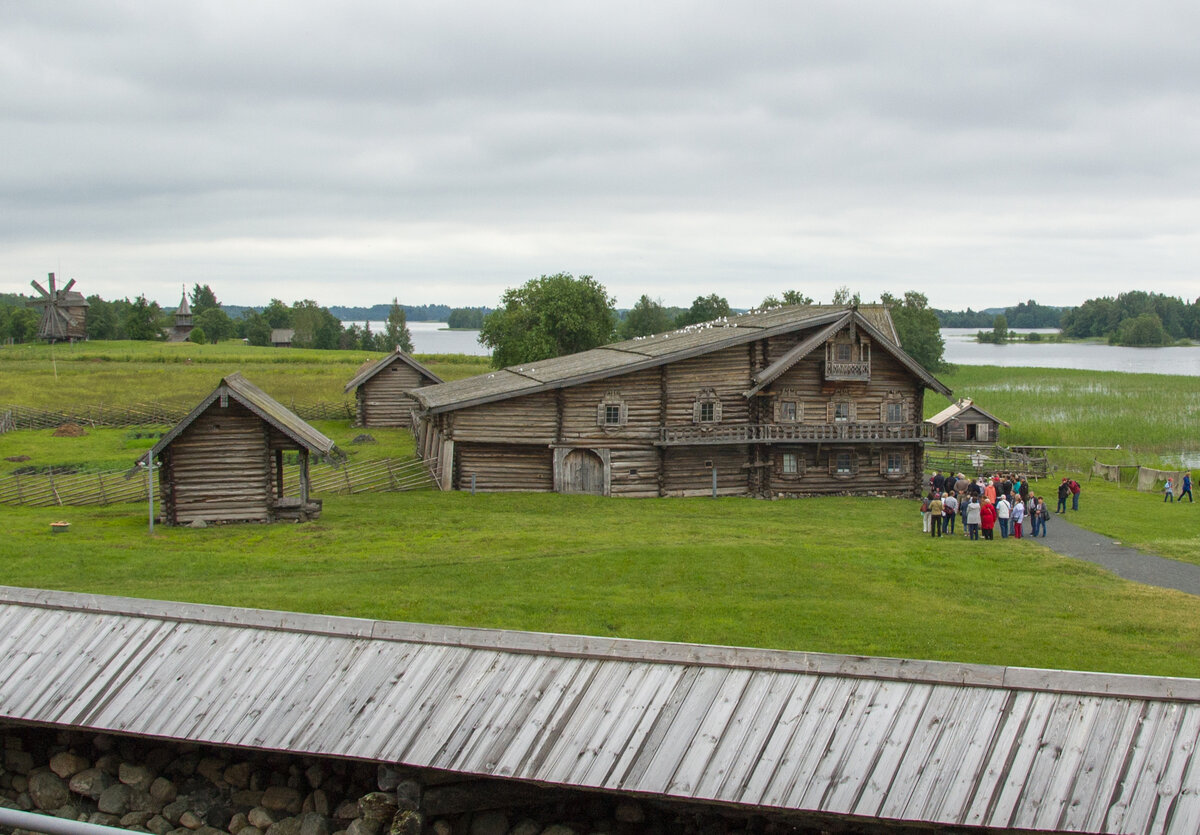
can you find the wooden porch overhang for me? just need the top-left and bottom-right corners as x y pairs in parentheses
(657, 422), (931, 446)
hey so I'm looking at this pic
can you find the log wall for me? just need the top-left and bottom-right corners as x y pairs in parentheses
(661, 445), (750, 497)
(764, 444), (917, 497)
(358, 363), (432, 427)
(559, 369), (662, 443)
(450, 391), (558, 443)
(455, 443), (553, 492)
(161, 401), (273, 525)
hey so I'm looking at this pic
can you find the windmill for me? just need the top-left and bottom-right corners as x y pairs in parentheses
(28, 272), (89, 342)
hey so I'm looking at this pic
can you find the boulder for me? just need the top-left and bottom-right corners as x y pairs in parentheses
(4, 750), (34, 775)
(147, 814), (174, 835)
(393, 782), (420, 814)
(197, 758), (228, 787)
(89, 813), (123, 827)
(374, 766), (402, 793)
(123, 811), (158, 827)
(95, 754), (122, 775)
(304, 765), (324, 790)
(509, 820), (541, 835)
(357, 793), (397, 823)
(306, 790), (330, 817)
(28, 771), (71, 810)
(69, 767), (115, 800)
(299, 811), (331, 835)
(388, 811), (422, 835)
(346, 817), (381, 835)
(430, 820), (453, 835)
(232, 789), (265, 809)
(468, 811), (508, 835)
(121, 763), (158, 792)
(248, 807), (278, 829)
(614, 802), (645, 824)
(97, 783), (133, 815)
(542, 826), (578, 835)
(151, 777), (179, 804)
(162, 800), (191, 824)
(229, 812), (251, 834)
(180, 810), (207, 830)
(262, 786), (303, 815)
(266, 816), (303, 835)
(224, 763), (253, 790)
(49, 752), (91, 779)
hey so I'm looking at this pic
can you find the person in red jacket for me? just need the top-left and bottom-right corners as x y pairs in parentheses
(980, 498), (998, 540)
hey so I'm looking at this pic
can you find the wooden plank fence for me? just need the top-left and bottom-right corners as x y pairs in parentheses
(0, 457), (436, 508)
(0, 400), (356, 432)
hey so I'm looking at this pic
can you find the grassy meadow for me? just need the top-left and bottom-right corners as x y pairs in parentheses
(2, 341), (1198, 678)
(0, 339), (491, 409)
(4, 490), (1200, 678)
(933, 365), (1200, 469)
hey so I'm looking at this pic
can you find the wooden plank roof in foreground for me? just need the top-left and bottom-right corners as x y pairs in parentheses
(413, 304), (949, 415)
(3, 585), (1199, 834)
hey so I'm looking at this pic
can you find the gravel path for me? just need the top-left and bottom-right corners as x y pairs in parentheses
(1022, 510), (1200, 597)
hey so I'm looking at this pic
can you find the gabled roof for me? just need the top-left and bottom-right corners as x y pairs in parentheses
(142, 372), (340, 464)
(413, 304), (949, 415)
(271, 328), (295, 343)
(927, 398), (1010, 428)
(343, 347), (444, 394)
(176, 292), (191, 317)
(5, 585), (1200, 835)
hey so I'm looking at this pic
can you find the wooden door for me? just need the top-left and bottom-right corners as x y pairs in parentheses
(562, 449), (605, 495)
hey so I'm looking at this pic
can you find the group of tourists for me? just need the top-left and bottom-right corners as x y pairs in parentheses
(920, 471), (1079, 541)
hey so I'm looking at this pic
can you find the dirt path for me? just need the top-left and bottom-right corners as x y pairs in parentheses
(1020, 510), (1200, 597)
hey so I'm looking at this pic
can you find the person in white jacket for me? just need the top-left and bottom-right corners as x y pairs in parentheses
(996, 496), (1011, 538)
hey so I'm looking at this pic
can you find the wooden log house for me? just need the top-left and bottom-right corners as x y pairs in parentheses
(927, 398), (1009, 444)
(343, 348), (444, 428)
(140, 373), (341, 525)
(412, 305), (953, 498)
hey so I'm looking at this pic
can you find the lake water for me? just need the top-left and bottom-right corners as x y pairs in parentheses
(344, 321), (1200, 373)
(942, 328), (1200, 376)
(344, 321), (488, 356)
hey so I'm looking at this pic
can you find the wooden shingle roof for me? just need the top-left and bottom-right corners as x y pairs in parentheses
(142, 372), (340, 463)
(927, 398), (1011, 428)
(414, 305), (948, 415)
(343, 348), (444, 394)
(3, 585), (1200, 834)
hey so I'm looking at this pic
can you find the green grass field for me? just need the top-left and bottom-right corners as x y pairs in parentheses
(0, 340), (491, 409)
(5, 490), (1199, 678)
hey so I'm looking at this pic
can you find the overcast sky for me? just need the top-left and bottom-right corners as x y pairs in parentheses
(3, 1), (1199, 312)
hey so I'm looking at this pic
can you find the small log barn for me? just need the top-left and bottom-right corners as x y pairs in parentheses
(141, 372), (340, 525)
(412, 304), (952, 498)
(927, 398), (1009, 444)
(343, 348), (444, 428)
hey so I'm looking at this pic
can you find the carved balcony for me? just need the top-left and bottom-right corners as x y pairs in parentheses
(824, 360), (871, 381)
(657, 422), (931, 446)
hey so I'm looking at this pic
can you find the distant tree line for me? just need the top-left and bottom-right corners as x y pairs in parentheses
(1061, 291), (1200, 346)
(936, 300), (1066, 329)
(478, 275), (947, 373)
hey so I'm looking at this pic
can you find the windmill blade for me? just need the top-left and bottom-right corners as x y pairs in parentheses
(62, 278), (76, 294)
(30, 279), (50, 299)
(48, 273), (56, 296)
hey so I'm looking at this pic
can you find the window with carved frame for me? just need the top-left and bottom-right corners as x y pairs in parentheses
(596, 389), (628, 428)
(692, 388), (722, 424)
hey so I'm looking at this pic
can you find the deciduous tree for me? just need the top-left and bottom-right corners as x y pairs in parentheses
(384, 298), (413, 352)
(619, 295), (672, 338)
(881, 291), (945, 371)
(675, 294), (730, 327)
(479, 273), (616, 368)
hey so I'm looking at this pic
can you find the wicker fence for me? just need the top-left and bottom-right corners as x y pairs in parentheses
(0, 400), (356, 432)
(923, 444), (1049, 479)
(0, 456), (435, 508)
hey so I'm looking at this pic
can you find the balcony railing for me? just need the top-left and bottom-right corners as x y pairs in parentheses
(824, 360), (871, 381)
(658, 422), (931, 446)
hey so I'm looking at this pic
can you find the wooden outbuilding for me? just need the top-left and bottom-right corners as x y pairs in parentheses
(927, 398), (1009, 444)
(140, 372), (340, 525)
(412, 304), (953, 498)
(343, 348), (444, 428)
(271, 328), (295, 348)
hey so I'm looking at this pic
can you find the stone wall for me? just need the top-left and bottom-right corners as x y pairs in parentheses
(0, 724), (883, 835)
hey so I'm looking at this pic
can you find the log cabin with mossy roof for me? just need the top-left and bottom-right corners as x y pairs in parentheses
(411, 304), (953, 498)
(344, 348), (444, 429)
(139, 372), (342, 525)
